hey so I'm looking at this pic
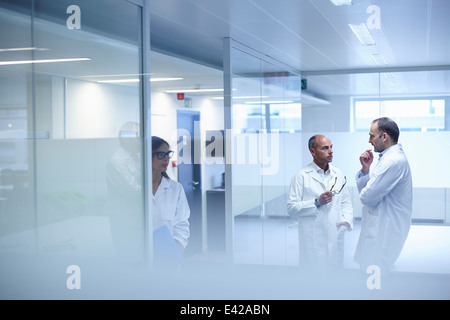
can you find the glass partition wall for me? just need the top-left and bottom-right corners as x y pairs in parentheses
(303, 69), (450, 274)
(226, 42), (450, 275)
(226, 41), (302, 267)
(0, 0), (147, 297)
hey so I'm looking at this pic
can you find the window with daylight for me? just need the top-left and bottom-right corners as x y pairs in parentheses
(354, 98), (446, 132)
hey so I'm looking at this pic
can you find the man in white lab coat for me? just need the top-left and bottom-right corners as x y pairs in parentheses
(287, 135), (353, 273)
(355, 117), (412, 274)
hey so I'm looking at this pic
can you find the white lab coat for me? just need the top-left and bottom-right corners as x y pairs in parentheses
(287, 162), (353, 271)
(153, 177), (190, 249)
(354, 144), (412, 272)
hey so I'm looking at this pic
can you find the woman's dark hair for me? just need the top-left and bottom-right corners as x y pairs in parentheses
(152, 136), (170, 179)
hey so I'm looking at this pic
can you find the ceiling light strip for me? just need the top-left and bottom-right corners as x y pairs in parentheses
(97, 79), (140, 83)
(150, 77), (183, 82)
(0, 47), (48, 52)
(244, 100), (294, 104)
(0, 58), (91, 66)
(330, 0), (352, 6)
(166, 88), (224, 93)
(348, 23), (376, 46)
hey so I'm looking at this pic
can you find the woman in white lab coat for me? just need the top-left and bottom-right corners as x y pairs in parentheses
(287, 135), (353, 273)
(152, 136), (190, 252)
(355, 118), (412, 273)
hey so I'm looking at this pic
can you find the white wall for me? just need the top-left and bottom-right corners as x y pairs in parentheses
(302, 95), (351, 132)
(65, 79), (140, 139)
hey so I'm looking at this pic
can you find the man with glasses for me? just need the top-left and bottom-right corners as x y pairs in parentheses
(355, 117), (412, 275)
(287, 134), (353, 273)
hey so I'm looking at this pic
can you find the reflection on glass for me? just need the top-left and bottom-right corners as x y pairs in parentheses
(0, 0), (146, 290)
(0, 1), (35, 251)
(105, 122), (144, 261)
(231, 46), (302, 266)
(303, 70), (450, 275)
(150, 50), (225, 265)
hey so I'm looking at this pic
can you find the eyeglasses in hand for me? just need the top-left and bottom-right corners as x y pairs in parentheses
(330, 176), (347, 194)
(153, 151), (174, 160)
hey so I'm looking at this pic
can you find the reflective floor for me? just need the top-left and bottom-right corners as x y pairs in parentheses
(1, 214), (449, 275)
(1, 215), (449, 299)
(233, 217), (450, 275)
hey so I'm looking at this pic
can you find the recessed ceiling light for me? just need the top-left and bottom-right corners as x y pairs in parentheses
(150, 77), (183, 82)
(348, 23), (376, 46)
(0, 47), (48, 52)
(330, 0), (352, 6)
(96, 77), (183, 83)
(97, 79), (140, 83)
(244, 100), (294, 104)
(0, 57), (91, 66)
(371, 54), (387, 66)
(166, 88), (224, 93)
(211, 96), (269, 100)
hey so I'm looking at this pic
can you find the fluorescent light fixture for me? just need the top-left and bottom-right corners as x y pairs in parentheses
(97, 79), (140, 83)
(330, 0), (352, 6)
(371, 54), (387, 66)
(0, 47), (48, 52)
(244, 100), (294, 104)
(166, 88), (224, 93)
(348, 23), (376, 46)
(211, 95), (269, 100)
(97, 77), (183, 83)
(0, 57), (91, 66)
(150, 77), (183, 82)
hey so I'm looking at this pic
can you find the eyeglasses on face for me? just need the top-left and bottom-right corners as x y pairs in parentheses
(330, 176), (347, 194)
(153, 151), (174, 160)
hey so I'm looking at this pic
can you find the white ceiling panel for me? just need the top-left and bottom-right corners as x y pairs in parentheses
(2, 0), (449, 99)
(150, 0), (450, 72)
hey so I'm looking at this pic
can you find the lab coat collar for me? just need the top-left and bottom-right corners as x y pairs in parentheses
(154, 176), (170, 199)
(306, 161), (336, 175)
(379, 143), (402, 160)
(306, 162), (337, 186)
